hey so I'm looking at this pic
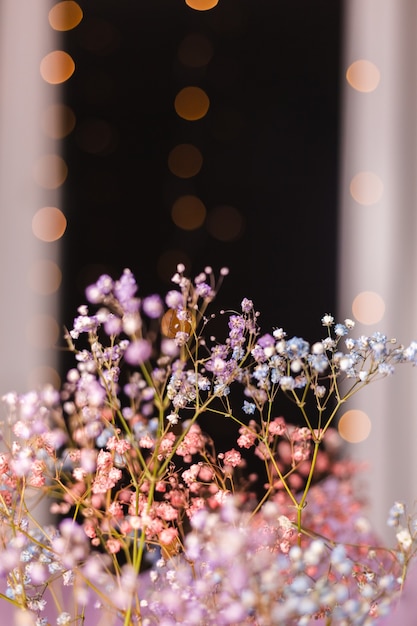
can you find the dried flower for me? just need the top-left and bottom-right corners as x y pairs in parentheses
(0, 264), (416, 625)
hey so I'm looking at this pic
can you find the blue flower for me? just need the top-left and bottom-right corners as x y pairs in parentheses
(243, 401), (256, 415)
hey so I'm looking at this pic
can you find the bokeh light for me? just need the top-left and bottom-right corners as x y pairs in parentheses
(174, 87), (210, 121)
(75, 118), (117, 155)
(27, 259), (62, 295)
(211, 106), (246, 143)
(28, 366), (61, 390)
(40, 50), (75, 84)
(26, 314), (60, 349)
(32, 207), (67, 242)
(171, 195), (206, 230)
(76, 18), (120, 54)
(48, 1), (83, 31)
(350, 171), (383, 205)
(168, 144), (203, 178)
(178, 33), (214, 67)
(185, 0), (219, 9)
(157, 249), (191, 283)
(346, 59), (380, 93)
(41, 103), (76, 139)
(338, 409), (372, 443)
(352, 291), (385, 325)
(32, 155), (68, 189)
(206, 204), (244, 241)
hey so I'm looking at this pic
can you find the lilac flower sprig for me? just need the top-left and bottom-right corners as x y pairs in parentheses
(0, 264), (416, 625)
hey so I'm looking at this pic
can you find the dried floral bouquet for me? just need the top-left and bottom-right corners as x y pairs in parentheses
(0, 264), (416, 626)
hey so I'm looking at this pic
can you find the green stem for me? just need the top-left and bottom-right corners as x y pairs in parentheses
(296, 440), (321, 539)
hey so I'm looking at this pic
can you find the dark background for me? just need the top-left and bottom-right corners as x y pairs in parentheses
(61, 0), (343, 362)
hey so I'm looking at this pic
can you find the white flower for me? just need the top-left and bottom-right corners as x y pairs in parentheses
(321, 314), (334, 327)
(397, 528), (413, 551)
(167, 412), (179, 425)
(312, 341), (324, 355)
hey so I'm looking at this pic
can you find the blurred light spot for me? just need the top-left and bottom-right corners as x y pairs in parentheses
(76, 263), (116, 295)
(171, 195), (206, 230)
(26, 315), (60, 349)
(40, 50), (75, 84)
(48, 1), (83, 31)
(207, 55), (241, 92)
(41, 103), (76, 139)
(168, 144), (203, 178)
(32, 154), (68, 189)
(75, 118), (117, 155)
(32, 207), (67, 242)
(77, 18), (120, 54)
(206, 205), (244, 241)
(28, 366), (61, 390)
(185, 0), (219, 9)
(28, 259), (62, 295)
(161, 308), (195, 338)
(350, 171), (383, 205)
(157, 249), (191, 284)
(174, 87), (210, 121)
(207, 1), (247, 35)
(211, 106), (246, 142)
(346, 60), (380, 93)
(352, 291), (385, 325)
(81, 71), (114, 105)
(178, 33), (214, 67)
(338, 409), (372, 443)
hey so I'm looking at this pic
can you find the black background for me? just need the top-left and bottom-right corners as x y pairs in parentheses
(61, 0), (343, 366)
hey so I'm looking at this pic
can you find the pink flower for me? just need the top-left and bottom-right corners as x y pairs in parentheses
(106, 538), (122, 554)
(139, 434), (154, 449)
(92, 450), (122, 494)
(222, 449), (242, 468)
(159, 527), (178, 545)
(106, 435), (131, 454)
(182, 464), (200, 486)
(155, 502), (178, 521)
(237, 426), (257, 448)
(268, 417), (287, 436)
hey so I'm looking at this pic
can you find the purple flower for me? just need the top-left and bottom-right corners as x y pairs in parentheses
(124, 339), (152, 365)
(142, 294), (164, 318)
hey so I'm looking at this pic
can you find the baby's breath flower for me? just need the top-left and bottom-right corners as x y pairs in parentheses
(0, 266), (415, 625)
(396, 528), (413, 551)
(321, 314), (334, 326)
(166, 412), (179, 425)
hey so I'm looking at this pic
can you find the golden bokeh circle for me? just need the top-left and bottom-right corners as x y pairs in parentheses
(32, 155), (68, 190)
(32, 207), (67, 242)
(350, 171), (383, 205)
(352, 291), (385, 325)
(27, 259), (62, 295)
(41, 104), (76, 139)
(185, 0), (219, 9)
(178, 33), (214, 67)
(26, 314), (60, 349)
(346, 60), (380, 93)
(48, 1), (83, 31)
(174, 87), (210, 121)
(171, 195), (206, 230)
(28, 366), (61, 390)
(168, 144), (203, 178)
(206, 205), (244, 241)
(338, 409), (372, 443)
(40, 51), (75, 84)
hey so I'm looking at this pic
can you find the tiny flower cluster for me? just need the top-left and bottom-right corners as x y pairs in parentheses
(0, 264), (416, 625)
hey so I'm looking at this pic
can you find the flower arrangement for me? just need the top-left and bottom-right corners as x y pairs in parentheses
(1, 263), (417, 626)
